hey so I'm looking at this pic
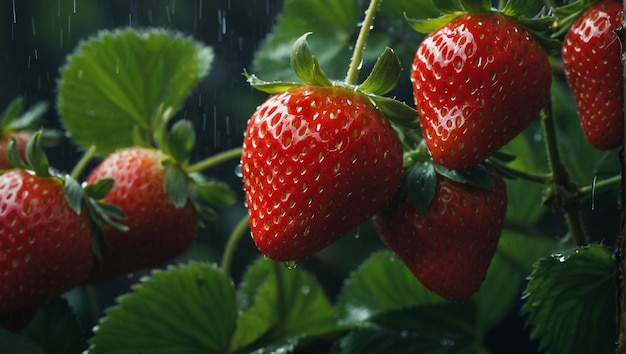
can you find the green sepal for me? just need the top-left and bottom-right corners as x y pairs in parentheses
(6, 138), (29, 170)
(367, 95), (420, 129)
(501, 0), (536, 17)
(63, 176), (84, 215)
(458, 0), (492, 13)
(190, 199), (217, 222)
(244, 71), (303, 94)
(405, 161), (437, 214)
(432, 0), (464, 13)
(164, 166), (189, 208)
(83, 178), (115, 200)
(434, 163), (495, 191)
(0, 98), (24, 127)
(290, 33), (333, 87)
(359, 48), (401, 96)
(92, 201), (127, 224)
(405, 12), (461, 34)
(490, 150), (517, 163)
(0, 98), (48, 133)
(552, 0), (596, 37)
(167, 120), (196, 163)
(24, 131), (51, 178)
(193, 181), (236, 207)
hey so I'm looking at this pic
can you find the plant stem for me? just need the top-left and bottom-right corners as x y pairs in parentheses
(540, 101), (588, 246)
(578, 174), (621, 198)
(70, 145), (97, 180)
(221, 214), (250, 276)
(491, 161), (552, 184)
(345, 0), (382, 85)
(185, 146), (242, 174)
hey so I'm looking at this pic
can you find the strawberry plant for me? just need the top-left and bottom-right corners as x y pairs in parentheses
(0, 0), (625, 353)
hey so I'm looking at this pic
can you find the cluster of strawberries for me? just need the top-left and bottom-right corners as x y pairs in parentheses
(241, 0), (623, 301)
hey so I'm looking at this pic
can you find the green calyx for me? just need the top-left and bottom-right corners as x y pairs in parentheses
(402, 159), (498, 215)
(406, 0), (561, 54)
(552, 0), (605, 37)
(245, 32), (419, 129)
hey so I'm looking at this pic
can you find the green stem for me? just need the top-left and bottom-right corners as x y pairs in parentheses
(345, 0), (382, 85)
(185, 147), (243, 174)
(492, 161), (552, 184)
(578, 174), (621, 198)
(221, 214), (250, 276)
(70, 145), (97, 180)
(540, 101), (588, 246)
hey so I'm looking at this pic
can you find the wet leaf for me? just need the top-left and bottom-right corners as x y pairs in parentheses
(88, 262), (237, 354)
(522, 245), (616, 354)
(58, 28), (213, 155)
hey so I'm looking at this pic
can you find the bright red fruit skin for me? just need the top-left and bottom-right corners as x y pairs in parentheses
(373, 167), (507, 301)
(411, 13), (551, 170)
(562, 0), (624, 150)
(85, 147), (197, 283)
(0, 170), (93, 315)
(241, 86), (403, 261)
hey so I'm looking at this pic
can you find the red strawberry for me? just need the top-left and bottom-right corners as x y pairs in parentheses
(241, 85), (403, 261)
(0, 169), (94, 315)
(373, 165), (507, 301)
(409, 6), (552, 170)
(562, 0), (624, 150)
(85, 147), (198, 283)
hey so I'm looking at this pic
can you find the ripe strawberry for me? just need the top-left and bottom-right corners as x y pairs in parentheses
(562, 0), (624, 150)
(0, 169), (94, 315)
(85, 147), (198, 283)
(409, 4), (552, 170)
(241, 85), (403, 261)
(373, 165), (507, 301)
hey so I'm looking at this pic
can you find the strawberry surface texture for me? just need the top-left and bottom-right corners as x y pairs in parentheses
(85, 147), (197, 283)
(374, 166), (507, 301)
(241, 85), (403, 261)
(411, 13), (552, 170)
(562, 0), (624, 150)
(0, 170), (93, 314)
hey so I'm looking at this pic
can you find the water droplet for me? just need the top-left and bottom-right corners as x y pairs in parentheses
(301, 285), (310, 295)
(284, 260), (297, 270)
(234, 164), (243, 178)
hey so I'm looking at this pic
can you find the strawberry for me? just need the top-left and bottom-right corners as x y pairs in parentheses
(373, 164), (507, 301)
(0, 135), (94, 317)
(242, 85), (403, 261)
(0, 98), (50, 170)
(84, 147), (198, 283)
(561, 0), (624, 150)
(407, 1), (553, 170)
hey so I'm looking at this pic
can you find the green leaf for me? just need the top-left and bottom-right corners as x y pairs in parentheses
(404, 161), (437, 214)
(194, 181), (236, 207)
(23, 297), (85, 354)
(366, 95), (419, 128)
(63, 176), (84, 215)
(335, 304), (482, 354)
(253, 0), (365, 82)
(164, 166), (189, 208)
(167, 120), (196, 163)
(472, 251), (522, 331)
(0, 329), (44, 354)
(230, 258), (339, 352)
(58, 28), (213, 156)
(88, 262), (237, 354)
(83, 178), (115, 200)
(290, 33), (332, 86)
(336, 251), (444, 326)
(359, 48), (401, 96)
(521, 245), (616, 354)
